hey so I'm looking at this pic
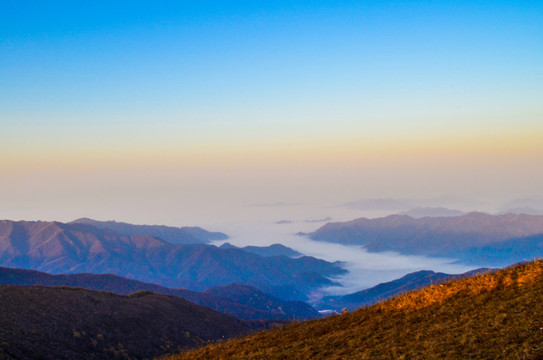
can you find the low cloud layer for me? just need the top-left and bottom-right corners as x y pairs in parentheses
(213, 208), (475, 296)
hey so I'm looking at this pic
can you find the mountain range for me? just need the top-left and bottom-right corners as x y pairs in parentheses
(218, 242), (303, 258)
(0, 220), (345, 300)
(310, 212), (543, 265)
(70, 217), (228, 244)
(0, 266), (318, 320)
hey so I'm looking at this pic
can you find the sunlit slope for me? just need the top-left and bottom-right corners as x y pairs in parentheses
(168, 260), (543, 360)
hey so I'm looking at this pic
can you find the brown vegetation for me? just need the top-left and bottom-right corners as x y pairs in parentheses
(167, 259), (543, 359)
(0, 285), (254, 360)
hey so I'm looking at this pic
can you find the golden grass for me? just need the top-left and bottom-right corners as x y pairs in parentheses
(164, 260), (543, 360)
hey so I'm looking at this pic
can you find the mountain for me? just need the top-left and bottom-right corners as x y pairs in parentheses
(0, 266), (318, 320)
(167, 259), (543, 360)
(456, 233), (543, 266)
(309, 212), (543, 265)
(318, 267), (491, 311)
(70, 217), (228, 244)
(341, 198), (411, 211)
(205, 284), (318, 319)
(0, 285), (254, 360)
(497, 206), (543, 216)
(0, 220), (345, 300)
(397, 206), (466, 218)
(219, 242), (303, 257)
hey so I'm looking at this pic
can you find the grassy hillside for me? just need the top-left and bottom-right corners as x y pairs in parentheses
(318, 267), (491, 311)
(0, 286), (254, 360)
(167, 259), (543, 359)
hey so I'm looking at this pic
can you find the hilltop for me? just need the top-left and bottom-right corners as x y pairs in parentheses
(168, 259), (543, 359)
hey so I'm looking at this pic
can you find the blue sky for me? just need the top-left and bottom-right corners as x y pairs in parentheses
(2, 1), (541, 129)
(0, 1), (542, 224)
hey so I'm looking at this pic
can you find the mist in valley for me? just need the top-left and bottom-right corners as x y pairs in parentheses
(209, 200), (486, 296)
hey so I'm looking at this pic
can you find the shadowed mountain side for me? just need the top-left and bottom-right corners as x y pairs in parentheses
(0, 220), (345, 301)
(70, 217), (228, 244)
(0, 267), (318, 320)
(318, 268), (491, 311)
(219, 242), (303, 257)
(167, 260), (543, 360)
(309, 212), (543, 264)
(145, 246), (345, 299)
(453, 233), (543, 266)
(205, 284), (318, 319)
(0, 285), (254, 360)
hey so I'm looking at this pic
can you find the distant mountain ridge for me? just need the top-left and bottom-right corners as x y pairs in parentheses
(318, 267), (491, 311)
(397, 207), (466, 218)
(219, 242), (303, 258)
(0, 220), (345, 300)
(0, 266), (318, 320)
(70, 217), (228, 244)
(497, 207), (543, 216)
(310, 212), (543, 265)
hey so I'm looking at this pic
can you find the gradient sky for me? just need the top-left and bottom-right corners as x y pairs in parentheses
(1, 0), (542, 226)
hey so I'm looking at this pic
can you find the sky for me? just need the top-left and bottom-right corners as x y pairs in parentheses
(1, 0), (543, 227)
